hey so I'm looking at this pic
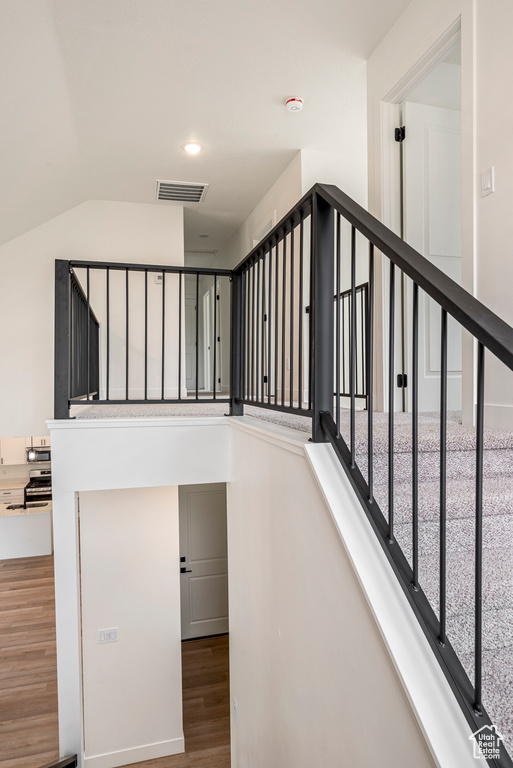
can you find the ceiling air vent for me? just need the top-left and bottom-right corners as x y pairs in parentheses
(156, 180), (209, 203)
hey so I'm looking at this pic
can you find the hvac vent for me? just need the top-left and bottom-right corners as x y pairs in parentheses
(156, 180), (209, 203)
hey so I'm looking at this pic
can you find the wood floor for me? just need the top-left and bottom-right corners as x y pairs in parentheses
(0, 555), (59, 768)
(0, 555), (230, 768)
(121, 635), (231, 768)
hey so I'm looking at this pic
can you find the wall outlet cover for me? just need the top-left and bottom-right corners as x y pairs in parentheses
(98, 628), (118, 644)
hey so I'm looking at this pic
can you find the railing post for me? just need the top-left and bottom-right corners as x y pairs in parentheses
(311, 193), (335, 442)
(54, 259), (71, 419)
(230, 271), (244, 415)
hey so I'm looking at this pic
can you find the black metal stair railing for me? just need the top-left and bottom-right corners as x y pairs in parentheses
(53, 182), (513, 764)
(54, 261), (232, 417)
(229, 183), (513, 767)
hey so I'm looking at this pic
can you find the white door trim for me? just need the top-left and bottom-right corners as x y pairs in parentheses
(377, 17), (476, 424)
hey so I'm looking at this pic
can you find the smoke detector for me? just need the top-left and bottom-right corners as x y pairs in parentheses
(285, 97), (304, 113)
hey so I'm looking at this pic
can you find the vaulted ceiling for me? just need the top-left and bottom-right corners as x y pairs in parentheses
(0, 0), (410, 251)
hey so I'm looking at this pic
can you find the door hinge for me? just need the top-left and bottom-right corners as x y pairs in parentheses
(218, 377), (221, 384)
(264, 313), (267, 321)
(263, 375), (268, 384)
(397, 373), (408, 388)
(395, 126), (406, 143)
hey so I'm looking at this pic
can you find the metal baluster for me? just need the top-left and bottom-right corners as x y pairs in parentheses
(274, 240), (279, 404)
(335, 213), (341, 435)
(367, 244), (374, 501)
(241, 269), (247, 400)
(144, 269), (148, 401)
(162, 272), (166, 400)
(262, 250), (266, 403)
(350, 226), (356, 466)
(251, 259), (255, 401)
(290, 226), (294, 408)
(298, 215), (304, 410)
(282, 233), (286, 407)
(125, 268), (129, 400)
(388, 262), (395, 542)
(360, 286), (365, 396)
(213, 274), (217, 399)
(412, 283), (419, 588)
(177, 272), (181, 401)
(439, 308), (448, 645)
(106, 268), (110, 401)
(267, 245), (273, 405)
(87, 267), (90, 401)
(256, 256), (261, 402)
(474, 342), (485, 713)
(195, 273), (199, 400)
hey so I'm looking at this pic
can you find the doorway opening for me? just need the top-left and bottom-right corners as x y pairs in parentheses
(383, 25), (462, 415)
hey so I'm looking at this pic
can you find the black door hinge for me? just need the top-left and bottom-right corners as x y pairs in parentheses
(263, 376), (268, 384)
(397, 373), (408, 388)
(395, 126), (406, 143)
(218, 378), (221, 384)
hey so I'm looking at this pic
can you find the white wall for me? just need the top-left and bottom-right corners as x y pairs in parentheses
(227, 418), (475, 768)
(49, 415), (230, 768)
(215, 153), (302, 270)
(79, 486), (183, 768)
(300, 147), (368, 207)
(0, 200), (184, 437)
(475, 0), (513, 429)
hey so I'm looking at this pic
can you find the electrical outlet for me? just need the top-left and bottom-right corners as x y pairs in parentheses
(286, 358), (290, 371)
(233, 697), (238, 723)
(98, 628), (118, 644)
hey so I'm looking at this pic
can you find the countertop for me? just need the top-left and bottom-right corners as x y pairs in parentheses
(0, 480), (27, 491)
(0, 501), (52, 518)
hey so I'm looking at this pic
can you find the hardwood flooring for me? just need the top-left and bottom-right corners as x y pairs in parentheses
(0, 555), (59, 768)
(0, 555), (230, 768)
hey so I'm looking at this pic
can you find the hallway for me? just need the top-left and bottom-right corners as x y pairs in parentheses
(0, 555), (230, 768)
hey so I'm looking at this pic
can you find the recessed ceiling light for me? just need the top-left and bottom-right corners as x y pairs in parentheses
(199, 234), (209, 238)
(183, 142), (203, 154)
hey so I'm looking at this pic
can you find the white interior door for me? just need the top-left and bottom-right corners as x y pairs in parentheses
(403, 101), (462, 412)
(179, 483), (228, 640)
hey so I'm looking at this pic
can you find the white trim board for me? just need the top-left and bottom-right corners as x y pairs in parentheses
(84, 736), (185, 768)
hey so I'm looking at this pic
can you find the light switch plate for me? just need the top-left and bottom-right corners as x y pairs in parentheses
(155, 273), (163, 285)
(481, 166), (495, 197)
(98, 628), (118, 644)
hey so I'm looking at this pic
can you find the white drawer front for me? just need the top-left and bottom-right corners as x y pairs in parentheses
(0, 489), (24, 502)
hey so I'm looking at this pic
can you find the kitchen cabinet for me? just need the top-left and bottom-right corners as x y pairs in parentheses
(32, 436), (51, 447)
(0, 487), (24, 504)
(0, 437), (30, 465)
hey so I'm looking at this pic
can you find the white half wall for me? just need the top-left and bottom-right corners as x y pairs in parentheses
(227, 417), (476, 768)
(49, 416), (230, 768)
(79, 486), (183, 768)
(0, 200), (184, 438)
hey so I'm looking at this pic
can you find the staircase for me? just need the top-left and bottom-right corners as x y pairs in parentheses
(55, 182), (513, 766)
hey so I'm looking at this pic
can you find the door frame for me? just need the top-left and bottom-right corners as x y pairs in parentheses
(377, 17), (476, 425)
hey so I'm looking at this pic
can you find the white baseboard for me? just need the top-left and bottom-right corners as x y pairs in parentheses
(84, 736), (184, 768)
(484, 403), (513, 432)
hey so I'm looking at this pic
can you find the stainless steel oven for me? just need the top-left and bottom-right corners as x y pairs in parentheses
(24, 469), (52, 504)
(26, 445), (51, 463)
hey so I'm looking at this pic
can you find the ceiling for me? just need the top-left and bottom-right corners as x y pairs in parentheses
(0, 0), (411, 252)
